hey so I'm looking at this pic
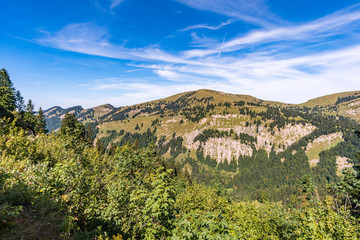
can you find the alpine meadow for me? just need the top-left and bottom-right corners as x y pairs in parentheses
(2, 0), (360, 239)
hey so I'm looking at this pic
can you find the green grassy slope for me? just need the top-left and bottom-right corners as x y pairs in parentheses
(301, 90), (360, 107)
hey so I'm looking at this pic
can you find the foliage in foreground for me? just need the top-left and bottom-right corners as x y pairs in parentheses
(0, 117), (360, 239)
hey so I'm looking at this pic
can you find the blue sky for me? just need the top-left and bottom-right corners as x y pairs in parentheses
(1, 0), (360, 109)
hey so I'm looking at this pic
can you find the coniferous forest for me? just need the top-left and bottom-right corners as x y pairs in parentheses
(2, 68), (360, 239)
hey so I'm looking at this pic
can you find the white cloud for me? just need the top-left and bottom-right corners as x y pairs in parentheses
(180, 19), (234, 31)
(154, 70), (189, 82)
(37, 23), (187, 64)
(182, 6), (360, 59)
(188, 32), (219, 48)
(174, 0), (281, 27)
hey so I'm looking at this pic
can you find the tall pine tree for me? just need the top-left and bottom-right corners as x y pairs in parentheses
(24, 99), (36, 130)
(0, 68), (16, 112)
(35, 107), (47, 134)
(15, 90), (25, 112)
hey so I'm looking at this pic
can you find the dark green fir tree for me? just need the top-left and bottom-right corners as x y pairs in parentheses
(0, 68), (16, 112)
(35, 107), (47, 134)
(24, 99), (36, 130)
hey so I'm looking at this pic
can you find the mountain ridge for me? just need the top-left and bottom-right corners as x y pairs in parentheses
(44, 89), (360, 116)
(44, 89), (360, 131)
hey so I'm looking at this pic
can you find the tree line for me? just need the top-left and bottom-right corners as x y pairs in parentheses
(0, 68), (46, 135)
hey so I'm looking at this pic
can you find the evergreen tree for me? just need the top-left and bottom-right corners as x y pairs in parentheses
(35, 107), (47, 134)
(25, 99), (35, 114)
(60, 112), (85, 140)
(85, 123), (93, 144)
(15, 90), (25, 112)
(0, 68), (16, 111)
(24, 99), (36, 130)
(95, 139), (106, 153)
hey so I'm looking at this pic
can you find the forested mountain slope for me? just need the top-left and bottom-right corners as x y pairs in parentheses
(302, 90), (360, 121)
(44, 89), (360, 201)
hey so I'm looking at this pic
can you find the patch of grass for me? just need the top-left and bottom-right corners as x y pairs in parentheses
(306, 136), (344, 164)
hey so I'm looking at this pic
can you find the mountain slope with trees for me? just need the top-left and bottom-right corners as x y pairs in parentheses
(1, 67), (360, 239)
(42, 89), (360, 201)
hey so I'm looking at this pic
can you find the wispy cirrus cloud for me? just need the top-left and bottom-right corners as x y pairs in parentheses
(180, 19), (234, 31)
(36, 23), (185, 64)
(174, 0), (282, 27)
(182, 4), (360, 59)
(188, 32), (220, 48)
